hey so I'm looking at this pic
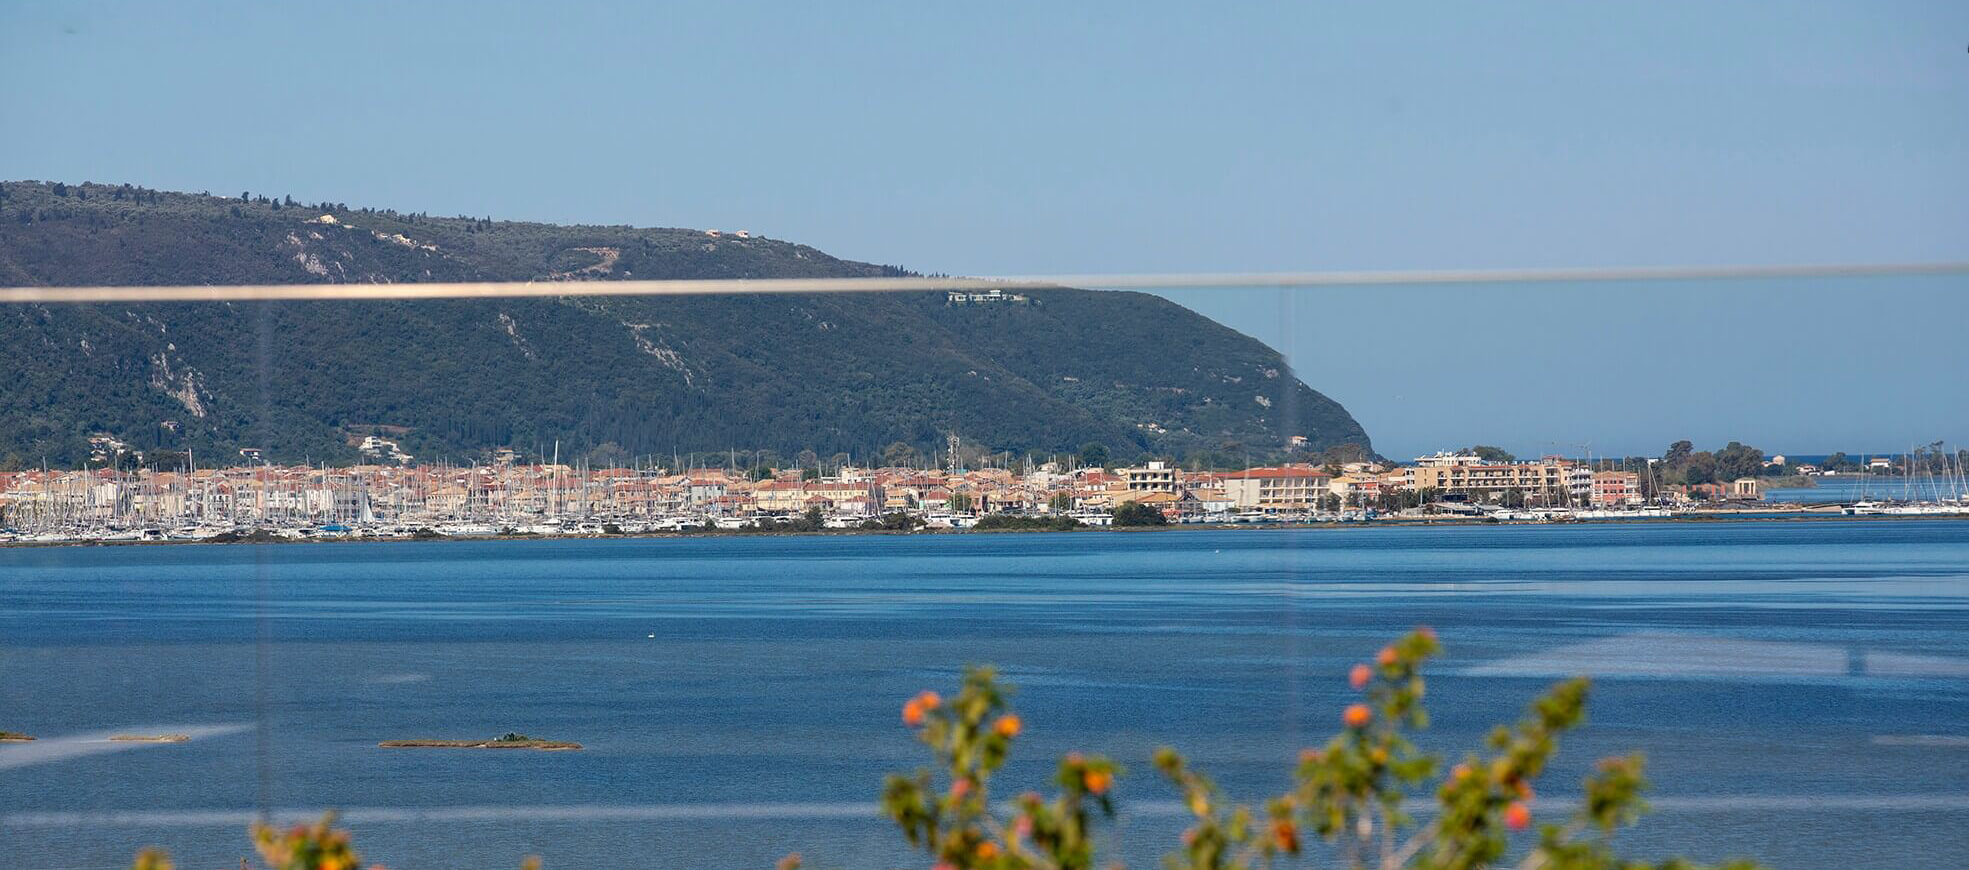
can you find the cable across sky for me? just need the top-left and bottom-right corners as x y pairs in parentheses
(3, 261), (1967, 304)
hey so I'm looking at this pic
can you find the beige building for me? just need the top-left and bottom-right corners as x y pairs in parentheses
(1120, 460), (1178, 493)
(752, 480), (812, 513)
(1406, 461), (1572, 500)
(1220, 466), (1332, 511)
(806, 480), (884, 514)
(1329, 474), (1383, 506)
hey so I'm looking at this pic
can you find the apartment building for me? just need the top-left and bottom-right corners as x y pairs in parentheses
(752, 480), (812, 513)
(1329, 474), (1383, 506)
(1220, 466), (1332, 512)
(1590, 471), (1643, 507)
(1121, 460), (1178, 493)
(1406, 460), (1572, 500)
(805, 480), (884, 515)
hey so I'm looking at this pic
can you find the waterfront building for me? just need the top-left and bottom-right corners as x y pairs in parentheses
(1590, 471), (1644, 507)
(752, 480), (811, 513)
(1406, 459), (1573, 502)
(806, 480), (883, 515)
(1330, 474), (1383, 506)
(1566, 465), (1594, 504)
(1182, 486), (1233, 515)
(1120, 460), (1178, 493)
(1220, 466), (1332, 512)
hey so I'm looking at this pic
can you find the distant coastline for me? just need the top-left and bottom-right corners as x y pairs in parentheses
(5, 510), (1964, 550)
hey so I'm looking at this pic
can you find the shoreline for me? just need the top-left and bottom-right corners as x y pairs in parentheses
(3, 510), (1964, 550)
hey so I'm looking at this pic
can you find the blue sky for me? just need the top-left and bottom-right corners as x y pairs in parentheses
(4, 2), (1965, 458)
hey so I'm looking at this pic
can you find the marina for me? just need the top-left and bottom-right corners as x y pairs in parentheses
(5, 454), (1965, 546)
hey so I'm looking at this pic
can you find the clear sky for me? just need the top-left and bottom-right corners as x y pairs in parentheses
(4, 2), (1965, 458)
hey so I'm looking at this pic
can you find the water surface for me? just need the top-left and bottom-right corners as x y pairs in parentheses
(3, 522), (1966, 869)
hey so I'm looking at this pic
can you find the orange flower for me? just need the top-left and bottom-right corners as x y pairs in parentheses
(1348, 663), (1372, 690)
(917, 690), (942, 711)
(950, 778), (973, 800)
(1504, 801), (1532, 831)
(1376, 646), (1399, 667)
(902, 698), (925, 727)
(994, 714), (1022, 738)
(1450, 762), (1472, 781)
(1514, 779), (1534, 800)
(1271, 819), (1300, 853)
(1343, 703), (1372, 729)
(1082, 769), (1112, 795)
(975, 841), (999, 860)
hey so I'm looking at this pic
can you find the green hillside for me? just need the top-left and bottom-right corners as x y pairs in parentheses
(0, 180), (1371, 467)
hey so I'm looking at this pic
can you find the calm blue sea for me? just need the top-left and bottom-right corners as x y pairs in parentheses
(3, 523), (1967, 870)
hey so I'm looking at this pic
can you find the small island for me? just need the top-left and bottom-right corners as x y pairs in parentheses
(379, 732), (582, 751)
(0, 731), (35, 742)
(109, 734), (189, 743)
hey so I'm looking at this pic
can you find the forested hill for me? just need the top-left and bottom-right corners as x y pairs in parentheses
(0, 180), (1371, 467)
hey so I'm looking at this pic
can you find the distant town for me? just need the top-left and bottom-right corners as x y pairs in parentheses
(3, 441), (1965, 544)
